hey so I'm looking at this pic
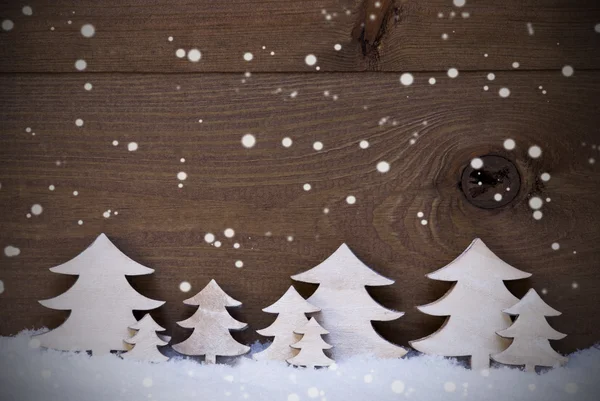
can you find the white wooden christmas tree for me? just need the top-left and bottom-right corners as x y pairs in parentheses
(287, 317), (334, 367)
(254, 286), (320, 361)
(35, 234), (165, 355)
(410, 238), (531, 370)
(172, 279), (250, 364)
(492, 288), (568, 371)
(291, 243), (407, 360)
(122, 313), (170, 363)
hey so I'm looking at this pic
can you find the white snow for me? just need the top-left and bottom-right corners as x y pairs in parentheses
(176, 49), (186, 58)
(499, 88), (510, 98)
(399, 73), (414, 86)
(235, 260), (244, 268)
(303, 183), (312, 191)
(313, 141), (323, 151)
(4, 245), (20, 257)
(503, 139), (516, 150)
(81, 24), (95, 38)
(454, 0), (466, 7)
(447, 68), (459, 78)
(282, 137), (293, 148)
(4, 330), (597, 401)
(187, 49), (201, 62)
(241, 134), (256, 148)
(127, 142), (138, 151)
(179, 281), (191, 292)
(470, 158), (484, 169)
(31, 204), (43, 216)
(528, 145), (542, 159)
(305, 54), (317, 66)
(204, 233), (215, 243)
(334, 44), (342, 51)
(359, 140), (369, 149)
(376, 161), (390, 173)
(177, 172), (187, 181)
(243, 52), (253, 61)
(84, 83), (93, 91)
(529, 197), (543, 210)
(75, 60), (87, 71)
(22, 6), (33, 16)
(224, 228), (235, 238)
(2, 19), (14, 31)
(346, 195), (356, 205)
(562, 65), (574, 77)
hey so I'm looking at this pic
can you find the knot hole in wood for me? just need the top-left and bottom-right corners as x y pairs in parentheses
(460, 155), (521, 209)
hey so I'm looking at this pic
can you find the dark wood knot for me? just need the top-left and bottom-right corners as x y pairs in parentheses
(460, 155), (521, 209)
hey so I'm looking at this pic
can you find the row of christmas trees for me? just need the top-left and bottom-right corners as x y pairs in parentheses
(34, 234), (568, 371)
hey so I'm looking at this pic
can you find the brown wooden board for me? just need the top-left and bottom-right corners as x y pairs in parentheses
(0, 72), (599, 353)
(0, 0), (599, 72)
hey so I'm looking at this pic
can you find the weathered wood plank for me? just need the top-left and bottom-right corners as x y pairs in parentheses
(0, 0), (598, 72)
(0, 72), (599, 353)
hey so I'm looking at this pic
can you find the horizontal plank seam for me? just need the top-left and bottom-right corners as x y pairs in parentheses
(1, 69), (600, 75)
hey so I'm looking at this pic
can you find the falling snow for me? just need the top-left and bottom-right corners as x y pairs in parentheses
(241, 134), (256, 148)
(4, 246), (20, 257)
(81, 24), (95, 38)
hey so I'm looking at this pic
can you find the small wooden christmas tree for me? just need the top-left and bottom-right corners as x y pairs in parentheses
(410, 238), (531, 370)
(122, 313), (170, 363)
(492, 288), (568, 372)
(254, 286), (320, 361)
(172, 279), (250, 364)
(287, 317), (334, 368)
(35, 234), (165, 355)
(291, 243), (407, 360)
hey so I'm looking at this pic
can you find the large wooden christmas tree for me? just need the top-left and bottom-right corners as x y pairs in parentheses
(410, 238), (531, 369)
(254, 286), (320, 361)
(291, 243), (407, 360)
(35, 234), (165, 355)
(492, 288), (568, 371)
(172, 279), (250, 363)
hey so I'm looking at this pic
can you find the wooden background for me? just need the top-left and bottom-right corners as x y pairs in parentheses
(0, 0), (599, 355)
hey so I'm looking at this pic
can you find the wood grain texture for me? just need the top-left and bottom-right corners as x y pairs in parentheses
(171, 280), (250, 363)
(292, 243), (408, 359)
(288, 317), (334, 367)
(492, 288), (568, 372)
(123, 312), (170, 363)
(0, 72), (599, 354)
(410, 238), (532, 370)
(33, 233), (165, 354)
(254, 286), (319, 362)
(0, 0), (599, 72)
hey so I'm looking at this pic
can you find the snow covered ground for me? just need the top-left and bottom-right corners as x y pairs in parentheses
(1, 330), (598, 401)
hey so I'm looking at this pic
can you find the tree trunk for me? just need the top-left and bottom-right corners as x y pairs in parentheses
(471, 353), (490, 370)
(205, 354), (216, 364)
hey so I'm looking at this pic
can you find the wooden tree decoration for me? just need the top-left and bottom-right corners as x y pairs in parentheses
(287, 317), (334, 367)
(410, 238), (531, 370)
(291, 243), (407, 360)
(254, 286), (320, 361)
(172, 279), (250, 364)
(35, 234), (165, 355)
(122, 313), (170, 363)
(492, 288), (568, 371)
